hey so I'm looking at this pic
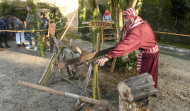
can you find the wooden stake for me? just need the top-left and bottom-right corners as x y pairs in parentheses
(110, 57), (117, 73)
(18, 81), (109, 107)
(41, 47), (64, 86)
(59, 14), (76, 43)
(39, 53), (55, 84)
(49, 20), (56, 53)
(75, 63), (92, 107)
(101, 28), (105, 58)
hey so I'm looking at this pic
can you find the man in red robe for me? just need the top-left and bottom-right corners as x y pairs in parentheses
(96, 8), (159, 89)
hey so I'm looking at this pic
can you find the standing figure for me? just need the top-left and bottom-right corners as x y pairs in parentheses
(96, 8), (159, 90)
(25, 6), (38, 51)
(103, 9), (112, 21)
(40, 12), (49, 37)
(0, 19), (10, 48)
(2, 15), (26, 48)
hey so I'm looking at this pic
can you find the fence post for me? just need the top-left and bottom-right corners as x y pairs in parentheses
(49, 20), (56, 53)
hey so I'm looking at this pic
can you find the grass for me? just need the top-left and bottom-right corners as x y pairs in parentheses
(66, 32), (82, 40)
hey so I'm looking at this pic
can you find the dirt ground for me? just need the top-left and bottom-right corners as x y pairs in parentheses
(0, 39), (190, 111)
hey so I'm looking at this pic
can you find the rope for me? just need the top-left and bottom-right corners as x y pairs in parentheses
(154, 31), (190, 37)
(1, 28), (190, 38)
(0, 26), (92, 33)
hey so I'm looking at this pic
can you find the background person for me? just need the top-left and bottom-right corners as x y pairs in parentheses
(103, 9), (112, 21)
(25, 6), (38, 51)
(0, 19), (10, 48)
(2, 15), (26, 48)
(40, 12), (49, 38)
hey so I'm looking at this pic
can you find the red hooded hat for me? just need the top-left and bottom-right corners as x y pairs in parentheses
(104, 9), (110, 16)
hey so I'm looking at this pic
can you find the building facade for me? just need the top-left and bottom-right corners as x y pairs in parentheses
(0, 0), (78, 28)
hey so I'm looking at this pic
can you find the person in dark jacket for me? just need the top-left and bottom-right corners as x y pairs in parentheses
(0, 19), (10, 48)
(40, 12), (49, 37)
(25, 6), (38, 51)
(2, 15), (26, 47)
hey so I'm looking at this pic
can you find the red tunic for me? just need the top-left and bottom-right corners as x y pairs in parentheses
(108, 21), (157, 57)
(108, 21), (159, 89)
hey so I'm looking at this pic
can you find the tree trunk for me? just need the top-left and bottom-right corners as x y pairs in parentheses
(111, 0), (123, 44)
(119, 96), (150, 111)
(136, 0), (143, 14)
(92, 0), (100, 50)
(129, 0), (138, 9)
(118, 73), (158, 102)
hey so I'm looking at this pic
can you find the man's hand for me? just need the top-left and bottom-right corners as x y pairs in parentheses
(95, 58), (109, 66)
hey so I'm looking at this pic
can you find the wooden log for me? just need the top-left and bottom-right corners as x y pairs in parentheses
(110, 57), (117, 72)
(131, 86), (157, 101)
(61, 37), (83, 54)
(58, 47), (114, 69)
(62, 48), (80, 61)
(118, 73), (157, 102)
(18, 81), (109, 107)
(119, 96), (150, 111)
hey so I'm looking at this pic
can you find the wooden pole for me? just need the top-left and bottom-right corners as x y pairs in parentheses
(75, 63), (93, 108)
(101, 28), (104, 57)
(41, 47), (64, 86)
(18, 81), (109, 107)
(110, 57), (117, 72)
(96, 33), (101, 51)
(39, 53), (55, 84)
(49, 21), (56, 53)
(59, 14), (76, 43)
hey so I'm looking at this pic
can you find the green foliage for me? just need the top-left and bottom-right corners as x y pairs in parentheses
(49, 5), (65, 38)
(120, 0), (127, 11)
(37, 34), (47, 57)
(0, 1), (16, 16)
(27, 0), (37, 14)
(115, 51), (138, 72)
(66, 32), (82, 40)
(139, 0), (190, 48)
(170, 0), (189, 19)
(49, 5), (64, 27)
